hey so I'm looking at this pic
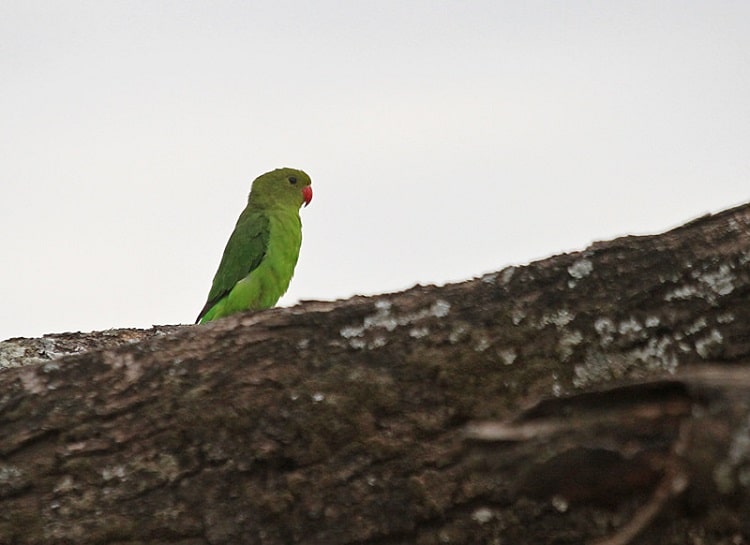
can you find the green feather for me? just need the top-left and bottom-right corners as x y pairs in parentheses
(196, 168), (312, 323)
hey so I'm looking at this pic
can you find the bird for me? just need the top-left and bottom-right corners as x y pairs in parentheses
(196, 167), (312, 323)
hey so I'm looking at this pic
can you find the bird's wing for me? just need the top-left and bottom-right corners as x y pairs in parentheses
(196, 209), (270, 322)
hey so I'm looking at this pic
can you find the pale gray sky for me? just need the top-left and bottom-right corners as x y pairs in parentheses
(2, 1), (749, 340)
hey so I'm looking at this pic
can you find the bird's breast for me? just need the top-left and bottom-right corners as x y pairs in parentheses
(260, 212), (303, 291)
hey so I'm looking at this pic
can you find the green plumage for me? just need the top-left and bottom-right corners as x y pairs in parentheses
(196, 168), (312, 323)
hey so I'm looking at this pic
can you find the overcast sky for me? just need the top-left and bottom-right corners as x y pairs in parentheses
(2, 1), (749, 340)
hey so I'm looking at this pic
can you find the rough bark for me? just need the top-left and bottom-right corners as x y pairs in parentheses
(2, 203), (750, 545)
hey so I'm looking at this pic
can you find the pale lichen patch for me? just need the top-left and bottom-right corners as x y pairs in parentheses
(369, 336), (387, 349)
(695, 329), (723, 359)
(101, 465), (127, 482)
(664, 285), (700, 301)
(449, 324), (470, 344)
(665, 264), (736, 303)
(594, 317), (616, 347)
(374, 299), (392, 311)
(573, 351), (618, 388)
(36, 337), (66, 360)
(19, 368), (46, 395)
(471, 507), (495, 524)
(500, 266), (516, 286)
(539, 309), (574, 329)
(480, 272), (497, 284)
(558, 330), (583, 361)
(0, 343), (27, 370)
(567, 258), (593, 288)
(632, 337), (678, 374)
(340, 299), (451, 349)
(510, 308), (526, 325)
(573, 336), (678, 388)
(551, 495), (569, 513)
(551, 374), (563, 397)
(685, 317), (708, 335)
(0, 464), (26, 494)
(644, 316), (661, 328)
(364, 301), (398, 332)
(340, 325), (365, 339)
(53, 475), (75, 494)
(431, 300), (451, 318)
(568, 258), (593, 280)
(717, 312), (735, 324)
(349, 338), (367, 350)
(474, 338), (491, 352)
(618, 317), (642, 336)
(697, 264), (735, 297)
(498, 348), (517, 366)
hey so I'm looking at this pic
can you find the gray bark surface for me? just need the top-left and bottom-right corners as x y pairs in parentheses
(2, 203), (750, 544)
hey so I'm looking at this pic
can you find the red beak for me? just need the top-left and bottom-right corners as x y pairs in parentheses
(302, 185), (313, 207)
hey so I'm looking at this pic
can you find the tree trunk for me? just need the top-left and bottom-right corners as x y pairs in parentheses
(2, 203), (750, 545)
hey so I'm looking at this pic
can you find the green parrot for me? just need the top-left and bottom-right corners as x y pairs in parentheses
(196, 167), (313, 323)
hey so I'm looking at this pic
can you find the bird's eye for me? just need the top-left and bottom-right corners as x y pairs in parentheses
(288, 177), (297, 184)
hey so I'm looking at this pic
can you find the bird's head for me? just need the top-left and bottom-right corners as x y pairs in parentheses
(249, 167), (313, 209)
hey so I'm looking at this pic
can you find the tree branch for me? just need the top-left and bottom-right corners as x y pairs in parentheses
(2, 202), (750, 544)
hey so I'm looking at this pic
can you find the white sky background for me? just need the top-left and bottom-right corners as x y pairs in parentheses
(1, 1), (749, 340)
